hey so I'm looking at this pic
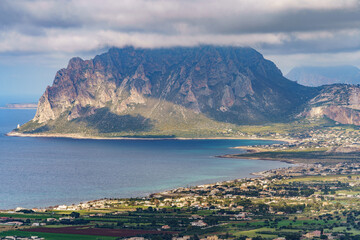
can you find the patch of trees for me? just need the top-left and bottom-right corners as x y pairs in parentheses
(270, 203), (305, 214)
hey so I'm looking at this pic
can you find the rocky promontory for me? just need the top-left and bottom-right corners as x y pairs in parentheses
(14, 46), (360, 137)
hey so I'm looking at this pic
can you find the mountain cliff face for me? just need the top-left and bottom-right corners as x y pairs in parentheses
(19, 46), (319, 136)
(303, 84), (360, 125)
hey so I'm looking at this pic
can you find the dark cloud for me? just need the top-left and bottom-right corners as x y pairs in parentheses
(2, 0), (360, 34)
(206, 9), (360, 34)
(0, 0), (359, 72)
(260, 30), (360, 55)
(0, 1), (82, 32)
(0, 2), (24, 28)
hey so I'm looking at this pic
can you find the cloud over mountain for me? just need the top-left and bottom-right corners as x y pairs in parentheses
(0, 0), (359, 55)
(1, 0), (360, 96)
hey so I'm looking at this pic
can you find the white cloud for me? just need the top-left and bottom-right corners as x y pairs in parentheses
(0, 29), (290, 53)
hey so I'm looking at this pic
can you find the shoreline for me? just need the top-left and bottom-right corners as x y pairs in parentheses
(148, 163), (295, 198)
(1, 158), (294, 211)
(3, 131), (294, 211)
(6, 131), (293, 143)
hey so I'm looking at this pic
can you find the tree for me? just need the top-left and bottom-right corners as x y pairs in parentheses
(70, 211), (80, 218)
(285, 233), (301, 240)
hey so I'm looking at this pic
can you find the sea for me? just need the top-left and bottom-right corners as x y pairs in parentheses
(0, 108), (291, 210)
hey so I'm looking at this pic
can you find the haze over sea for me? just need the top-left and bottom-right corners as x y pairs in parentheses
(0, 106), (290, 210)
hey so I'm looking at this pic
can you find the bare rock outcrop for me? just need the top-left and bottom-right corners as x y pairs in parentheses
(304, 84), (360, 125)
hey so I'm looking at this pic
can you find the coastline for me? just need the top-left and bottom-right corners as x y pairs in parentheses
(3, 131), (294, 211)
(148, 163), (295, 198)
(1, 157), (293, 211)
(2, 162), (294, 211)
(6, 131), (293, 143)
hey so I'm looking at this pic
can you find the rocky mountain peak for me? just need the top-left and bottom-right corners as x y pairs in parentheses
(22, 46), (322, 136)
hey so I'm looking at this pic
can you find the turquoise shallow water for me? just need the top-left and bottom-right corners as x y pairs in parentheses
(0, 109), (290, 209)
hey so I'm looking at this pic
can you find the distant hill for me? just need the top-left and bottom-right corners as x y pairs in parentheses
(286, 65), (360, 87)
(0, 103), (37, 109)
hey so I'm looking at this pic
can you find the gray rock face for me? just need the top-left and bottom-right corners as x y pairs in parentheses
(33, 46), (314, 128)
(303, 84), (360, 125)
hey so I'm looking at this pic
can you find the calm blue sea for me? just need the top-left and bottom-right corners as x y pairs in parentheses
(0, 108), (290, 209)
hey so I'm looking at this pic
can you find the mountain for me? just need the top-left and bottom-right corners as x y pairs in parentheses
(286, 65), (360, 87)
(302, 84), (360, 125)
(13, 46), (323, 137)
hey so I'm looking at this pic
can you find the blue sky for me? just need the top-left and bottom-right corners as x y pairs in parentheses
(0, 60), (58, 100)
(1, 0), (360, 100)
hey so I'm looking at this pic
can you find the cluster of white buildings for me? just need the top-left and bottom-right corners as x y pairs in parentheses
(0, 237), (44, 240)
